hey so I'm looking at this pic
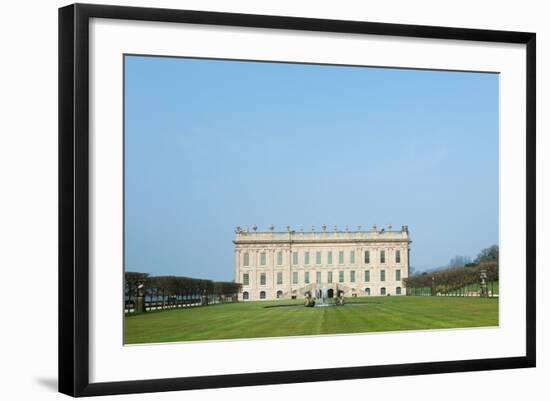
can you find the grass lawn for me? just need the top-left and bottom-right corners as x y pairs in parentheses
(124, 296), (499, 344)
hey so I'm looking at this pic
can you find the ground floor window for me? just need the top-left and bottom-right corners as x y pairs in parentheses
(243, 291), (249, 300)
(381, 287), (386, 295)
(396, 286), (402, 295)
(365, 288), (370, 295)
(260, 291), (266, 299)
(276, 290), (283, 298)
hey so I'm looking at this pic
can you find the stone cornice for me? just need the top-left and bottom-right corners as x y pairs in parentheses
(234, 238), (412, 245)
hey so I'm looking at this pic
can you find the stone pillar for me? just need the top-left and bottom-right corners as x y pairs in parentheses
(136, 283), (145, 313)
(480, 269), (488, 297)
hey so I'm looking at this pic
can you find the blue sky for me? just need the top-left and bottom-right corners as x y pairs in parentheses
(124, 55), (499, 280)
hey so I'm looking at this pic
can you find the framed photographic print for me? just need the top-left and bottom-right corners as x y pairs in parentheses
(58, 3), (536, 397)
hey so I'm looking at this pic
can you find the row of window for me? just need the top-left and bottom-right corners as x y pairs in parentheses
(242, 269), (401, 286)
(243, 249), (401, 267)
(243, 286), (402, 300)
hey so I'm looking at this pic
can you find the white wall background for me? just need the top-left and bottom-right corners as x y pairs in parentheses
(0, 0), (546, 399)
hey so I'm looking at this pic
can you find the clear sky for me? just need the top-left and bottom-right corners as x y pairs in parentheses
(124, 55), (499, 281)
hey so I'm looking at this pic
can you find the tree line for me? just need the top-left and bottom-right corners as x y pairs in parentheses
(403, 245), (499, 296)
(125, 272), (242, 313)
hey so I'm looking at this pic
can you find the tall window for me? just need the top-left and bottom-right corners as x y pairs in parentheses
(277, 272), (283, 285)
(260, 273), (266, 285)
(365, 288), (370, 296)
(243, 291), (249, 300)
(304, 251), (310, 265)
(338, 251), (344, 264)
(260, 291), (266, 299)
(396, 249), (401, 264)
(277, 251), (283, 265)
(350, 270), (356, 283)
(380, 250), (386, 264)
(305, 271), (310, 284)
(328, 251), (333, 265)
(364, 250), (370, 264)
(316, 271), (321, 284)
(316, 251), (322, 265)
(292, 251), (298, 265)
(364, 270), (370, 282)
(396, 269), (401, 281)
(350, 250), (356, 264)
(396, 287), (402, 295)
(292, 271), (298, 284)
(380, 287), (386, 296)
(380, 269), (386, 282)
(243, 273), (249, 286)
(339, 271), (344, 283)
(327, 271), (333, 283)
(243, 252), (250, 267)
(260, 252), (266, 266)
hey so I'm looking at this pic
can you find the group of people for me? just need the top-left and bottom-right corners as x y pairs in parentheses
(303, 291), (345, 307)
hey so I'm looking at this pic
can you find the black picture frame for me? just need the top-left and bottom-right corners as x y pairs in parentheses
(59, 3), (536, 397)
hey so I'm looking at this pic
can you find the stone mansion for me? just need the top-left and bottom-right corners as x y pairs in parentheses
(234, 225), (411, 301)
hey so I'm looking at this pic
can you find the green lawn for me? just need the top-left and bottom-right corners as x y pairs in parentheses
(124, 296), (499, 344)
